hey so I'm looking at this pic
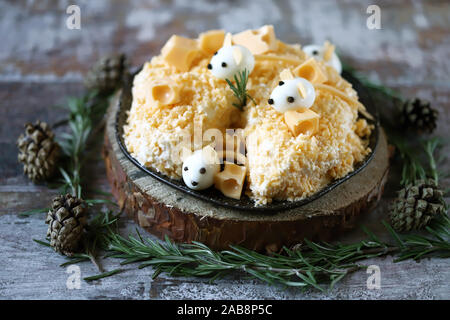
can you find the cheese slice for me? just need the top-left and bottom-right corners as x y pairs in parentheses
(232, 25), (278, 54)
(199, 29), (225, 54)
(214, 162), (247, 200)
(314, 84), (373, 120)
(280, 68), (294, 81)
(293, 57), (328, 84)
(254, 54), (302, 65)
(284, 109), (320, 136)
(323, 41), (335, 62)
(161, 35), (199, 72)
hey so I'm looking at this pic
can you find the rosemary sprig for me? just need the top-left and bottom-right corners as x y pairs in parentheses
(101, 215), (449, 291)
(57, 91), (109, 197)
(29, 90), (116, 277)
(390, 136), (444, 186)
(226, 69), (256, 111)
(423, 137), (441, 184)
(390, 135), (427, 185)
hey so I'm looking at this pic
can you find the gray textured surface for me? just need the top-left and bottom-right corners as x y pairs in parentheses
(0, 0), (449, 299)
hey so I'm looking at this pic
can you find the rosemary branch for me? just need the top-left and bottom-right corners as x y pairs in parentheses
(390, 136), (444, 186)
(57, 91), (109, 197)
(226, 69), (256, 111)
(101, 214), (449, 291)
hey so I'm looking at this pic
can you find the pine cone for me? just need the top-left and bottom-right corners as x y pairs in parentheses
(17, 121), (60, 182)
(389, 179), (446, 232)
(398, 98), (438, 133)
(84, 53), (128, 95)
(45, 194), (88, 256)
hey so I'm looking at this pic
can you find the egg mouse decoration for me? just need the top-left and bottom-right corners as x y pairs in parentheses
(182, 146), (220, 190)
(303, 41), (342, 74)
(208, 33), (255, 80)
(268, 69), (316, 113)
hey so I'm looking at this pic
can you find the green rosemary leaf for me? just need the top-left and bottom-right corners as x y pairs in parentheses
(208, 270), (227, 284)
(246, 268), (275, 285)
(423, 138), (441, 183)
(280, 280), (309, 287)
(382, 221), (405, 249)
(60, 257), (90, 267)
(59, 167), (73, 186)
(425, 226), (445, 241)
(33, 239), (51, 247)
(294, 272), (324, 292)
(226, 69), (255, 110)
(83, 268), (123, 281)
(329, 272), (347, 291)
(152, 266), (163, 280)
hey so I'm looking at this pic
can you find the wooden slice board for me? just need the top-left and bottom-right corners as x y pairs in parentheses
(103, 93), (390, 252)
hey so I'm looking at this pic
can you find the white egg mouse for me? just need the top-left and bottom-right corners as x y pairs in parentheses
(182, 147), (220, 190)
(207, 33), (254, 80)
(268, 77), (315, 113)
(303, 43), (342, 74)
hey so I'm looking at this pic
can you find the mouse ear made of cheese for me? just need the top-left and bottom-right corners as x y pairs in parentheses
(232, 47), (243, 65)
(297, 82), (308, 99)
(223, 32), (233, 47)
(280, 69), (294, 81)
(322, 41), (335, 62)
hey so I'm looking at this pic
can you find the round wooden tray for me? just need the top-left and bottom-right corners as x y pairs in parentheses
(114, 69), (380, 212)
(103, 94), (390, 252)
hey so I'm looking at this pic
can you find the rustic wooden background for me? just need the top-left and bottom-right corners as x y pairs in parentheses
(0, 0), (449, 299)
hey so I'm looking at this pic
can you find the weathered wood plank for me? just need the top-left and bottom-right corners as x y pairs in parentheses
(1, 202), (449, 300)
(0, 1), (449, 86)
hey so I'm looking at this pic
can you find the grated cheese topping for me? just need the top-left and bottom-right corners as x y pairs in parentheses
(124, 28), (372, 205)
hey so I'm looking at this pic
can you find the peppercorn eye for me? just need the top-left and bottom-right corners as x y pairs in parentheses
(207, 63), (212, 70)
(268, 98), (274, 105)
(184, 166), (188, 171)
(199, 167), (206, 174)
(312, 50), (319, 55)
(287, 96), (294, 103)
(279, 81), (284, 86)
(221, 62), (227, 67)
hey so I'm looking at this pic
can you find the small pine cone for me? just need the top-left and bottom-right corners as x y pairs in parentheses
(398, 98), (438, 133)
(17, 121), (60, 182)
(45, 194), (88, 256)
(84, 53), (128, 95)
(389, 179), (446, 232)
